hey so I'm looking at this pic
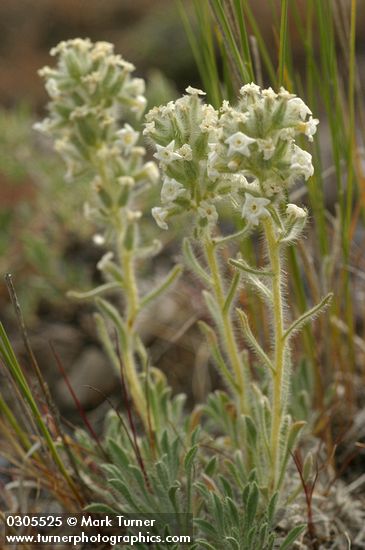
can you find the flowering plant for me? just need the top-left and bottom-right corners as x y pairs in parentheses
(36, 39), (332, 537)
(146, 83), (331, 493)
(36, 39), (181, 428)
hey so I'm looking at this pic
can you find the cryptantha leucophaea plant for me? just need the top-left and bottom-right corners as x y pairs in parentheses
(36, 39), (182, 429)
(145, 83), (332, 493)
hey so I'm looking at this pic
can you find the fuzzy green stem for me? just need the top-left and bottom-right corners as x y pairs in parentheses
(96, 157), (148, 429)
(204, 238), (248, 414)
(263, 217), (287, 491)
(118, 229), (148, 428)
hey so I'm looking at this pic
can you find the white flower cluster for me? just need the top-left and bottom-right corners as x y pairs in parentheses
(146, 83), (317, 232)
(144, 87), (226, 235)
(36, 38), (158, 230)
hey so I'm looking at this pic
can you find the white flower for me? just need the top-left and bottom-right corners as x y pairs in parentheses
(116, 124), (139, 151)
(143, 121), (155, 136)
(178, 144), (193, 161)
(241, 193), (271, 226)
(45, 78), (60, 98)
(278, 127), (295, 141)
(131, 95), (147, 115)
(290, 146), (314, 180)
(241, 176), (260, 193)
(160, 101), (176, 115)
(279, 87), (296, 99)
(118, 176), (135, 187)
(128, 77), (145, 96)
(91, 41), (114, 59)
(221, 100), (230, 113)
(225, 132), (256, 156)
(262, 87), (277, 100)
(93, 234), (105, 246)
(97, 251), (114, 271)
(286, 98), (312, 121)
(197, 201), (218, 226)
(207, 149), (220, 179)
(152, 207), (169, 230)
(257, 138), (276, 160)
(240, 83), (261, 96)
(130, 146), (145, 158)
(83, 202), (94, 220)
(141, 161), (159, 184)
(160, 178), (184, 204)
(300, 117), (319, 141)
(286, 204), (307, 219)
(263, 179), (281, 197)
(185, 86), (206, 96)
(33, 118), (53, 134)
(82, 71), (103, 93)
(200, 105), (218, 132)
(127, 209), (142, 222)
(153, 140), (182, 164)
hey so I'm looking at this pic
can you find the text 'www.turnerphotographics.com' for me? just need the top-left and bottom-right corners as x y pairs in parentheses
(2, 513), (193, 546)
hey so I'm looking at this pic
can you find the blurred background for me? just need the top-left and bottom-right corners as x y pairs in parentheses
(0, 0), (203, 423)
(0, 0), (364, 437)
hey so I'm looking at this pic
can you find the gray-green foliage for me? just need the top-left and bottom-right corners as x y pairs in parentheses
(34, 38), (319, 547)
(79, 375), (305, 550)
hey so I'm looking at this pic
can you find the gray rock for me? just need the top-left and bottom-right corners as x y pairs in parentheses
(55, 347), (118, 410)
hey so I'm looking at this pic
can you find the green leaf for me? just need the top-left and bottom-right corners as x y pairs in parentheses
(168, 484), (181, 513)
(94, 313), (120, 372)
(184, 445), (198, 475)
(98, 187), (113, 208)
(226, 497), (240, 525)
(140, 264), (183, 309)
(205, 456), (218, 477)
(223, 271), (240, 314)
(279, 525), (306, 549)
(67, 282), (121, 300)
(198, 321), (239, 391)
(203, 290), (221, 326)
(236, 309), (275, 374)
(246, 482), (259, 526)
(108, 478), (141, 510)
(286, 421), (306, 453)
(183, 238), (211, 284)
(244, 415), (257, 447)
(225, 537), (240, 550)
(230, 260), (273, 304)
(267, 493), (279, 524)
(108, 439), (130, 469)
(229, 258), (274, 278)
(135, 239), (162, 259)
(84, 503), (117, 514)
(212, 226), (250, 248)
(278, 420), (306, 489)
(95, 297), (127, 350)
(283, 293), (333, 342)
(193, 535), (216, 548)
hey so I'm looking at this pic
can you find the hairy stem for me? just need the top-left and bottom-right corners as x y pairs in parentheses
(116, 220), (148, 428)
(263, 217), (287, 491)
(204, 238), (248, 414)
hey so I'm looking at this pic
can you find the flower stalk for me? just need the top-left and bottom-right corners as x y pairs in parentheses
(36, 39), (183, 431)
(263, 216), (286, 491)
(204, 237), (248, 414)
